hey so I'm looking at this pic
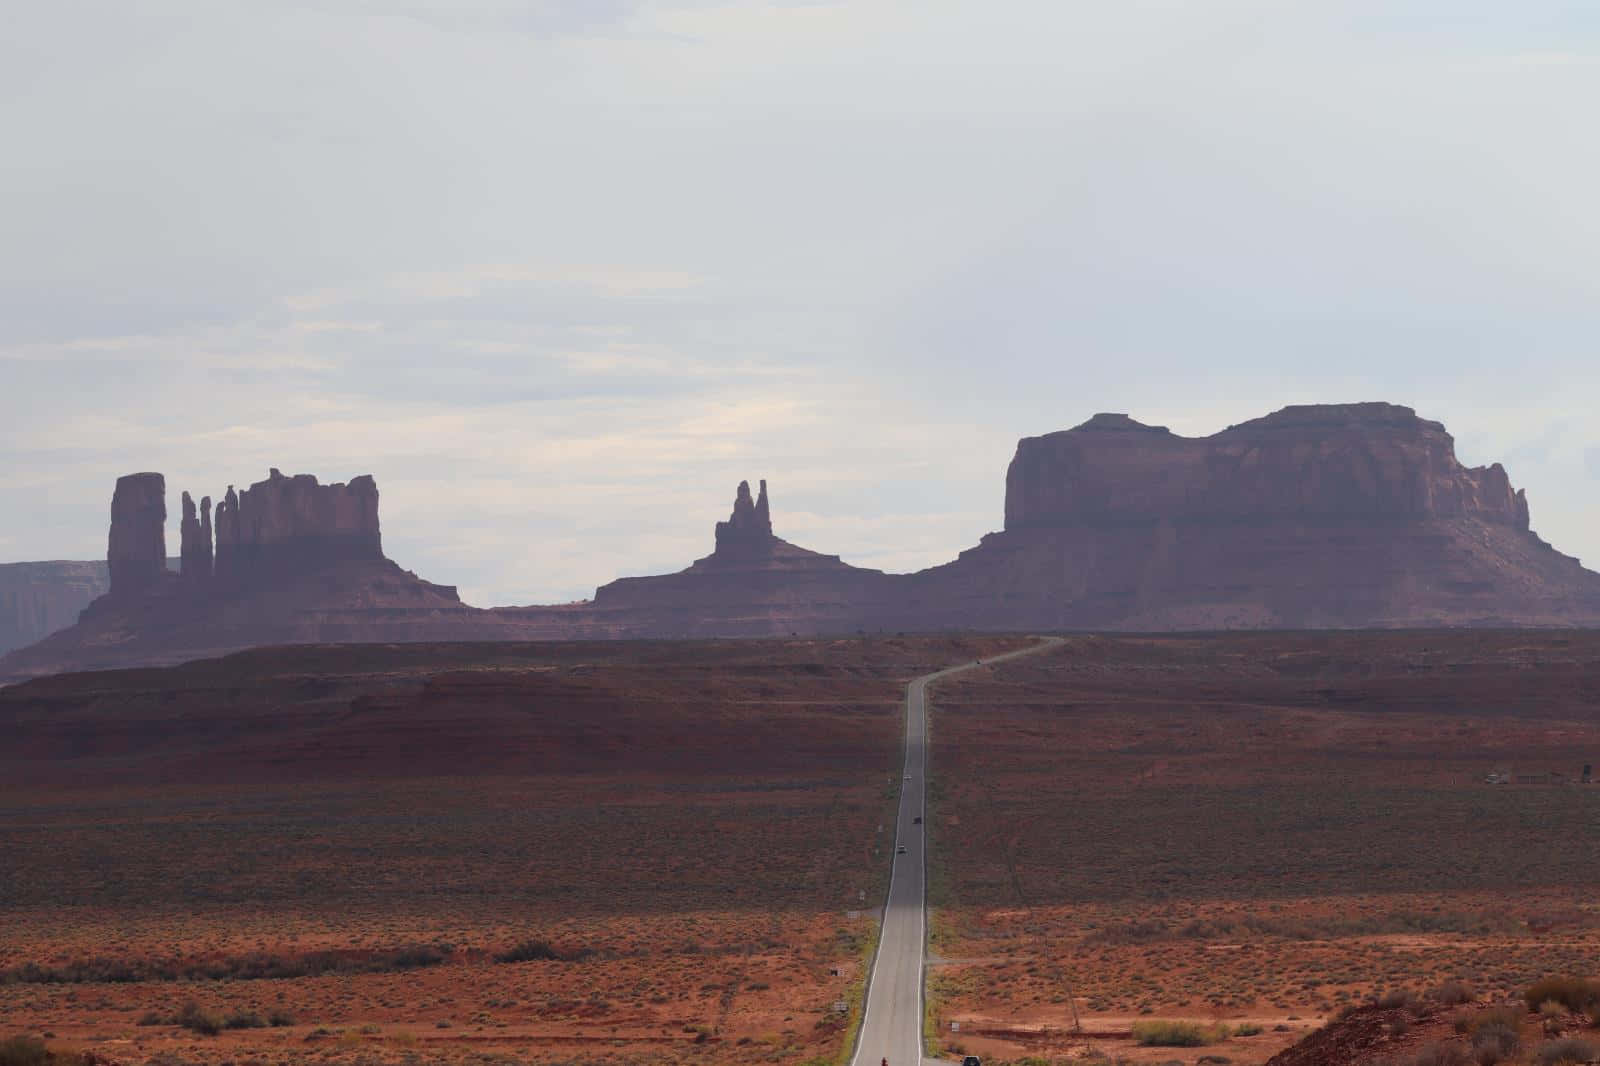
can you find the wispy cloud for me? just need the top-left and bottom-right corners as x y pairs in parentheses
(4, 1), (1600, 602)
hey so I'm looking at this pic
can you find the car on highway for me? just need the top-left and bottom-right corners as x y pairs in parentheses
(963, 1056), (981, 1066)
(896, 844), (906, 854)
(913, 816), (922, 824)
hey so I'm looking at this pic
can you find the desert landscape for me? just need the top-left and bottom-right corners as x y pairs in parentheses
(923, 632), (1600, 1066)
(4, 632), (1599, 1066)
(8, 7), (1600, 1066)
(0, 635), (1026, 1066)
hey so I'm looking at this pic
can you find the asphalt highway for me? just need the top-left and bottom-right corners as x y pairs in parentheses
(850, 638), (1064, 1066)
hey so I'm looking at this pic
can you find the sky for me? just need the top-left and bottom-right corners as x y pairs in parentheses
(4, 1), (1599, 607)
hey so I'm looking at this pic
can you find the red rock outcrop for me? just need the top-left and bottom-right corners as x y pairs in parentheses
(107, 473), (167, 597)
(179, 492), (214, 585)
(504, 479), (894, 638)
(8, 404), (1600, 684)
(0, 470), (464, 682)
(214, 469), (382, 587)
(713, 479), (774, 556)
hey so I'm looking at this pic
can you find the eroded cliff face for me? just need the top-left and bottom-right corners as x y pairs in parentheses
(1006, 404), (1529, 530)
(214, 469), (382, 585)
(180, 492), (214, 586)
(0, 562), (112, 655)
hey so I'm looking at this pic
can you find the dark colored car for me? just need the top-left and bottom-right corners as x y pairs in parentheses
(913, 816), (923, 824)
(963, 1057), (982, 1066)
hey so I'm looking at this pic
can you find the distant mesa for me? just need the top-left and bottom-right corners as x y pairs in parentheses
(1005, 403), (1530, 531)
(0, 561), (115, 657)
(5, 401), (1600, 683)
(917, 401), (1590, 631)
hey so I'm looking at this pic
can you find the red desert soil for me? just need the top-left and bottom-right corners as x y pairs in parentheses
(923, 632), (1600, 1066)
(0, 635), (1028, 1066)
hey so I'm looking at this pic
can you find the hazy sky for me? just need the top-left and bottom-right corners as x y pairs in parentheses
(5, 1), (1599, 606)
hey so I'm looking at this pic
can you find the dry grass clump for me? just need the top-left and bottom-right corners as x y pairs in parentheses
(1432, 982), (1477, 1006)
(1532, 1037), (1597, 1066)
(1470, 1022), (1521, 1066)
(1131, 1020), (1230, 1046)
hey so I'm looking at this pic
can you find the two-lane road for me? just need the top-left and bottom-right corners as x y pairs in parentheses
(852, 638), (1064, 1066)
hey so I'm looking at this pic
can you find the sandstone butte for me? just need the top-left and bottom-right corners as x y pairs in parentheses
(4, 402), (1600, 683)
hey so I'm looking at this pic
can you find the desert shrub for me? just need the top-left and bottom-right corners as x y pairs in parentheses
(1408, 1042), (1471, 1066)
(496, 939), (561, 963)
(1390, 1018), (1413, 1038)
(1469, 1008), (1527, 1035)
(1234, 1023), (1263, 1037)
(1132, 1021), (1224, 1047)
(1535, 1038), (1597, 1066)
(1, 945), (447, 985)
(1433, 982), (1477, 1006)
(136, 1011), (166, 1026)
(1379, 988), (1420, 1011)
(267, 1009), (295, 1027)
(387, 947), (445, 970)
(1526, 979), (1600, 1015)
(0, 1037), (49, 1066)
(175, 1002), (222, 1036)
(1472, 1023), (1521, 1066)
(1086, 921), (1170, 945)
(223, 1011), (266, 1030)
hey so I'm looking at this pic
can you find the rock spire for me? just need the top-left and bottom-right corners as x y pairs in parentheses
(107, 473), (167, 597)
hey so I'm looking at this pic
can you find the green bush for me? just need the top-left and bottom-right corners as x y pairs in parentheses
(1234, 1023), (1263, 1037)
(1132, 1021), (1225, 1047)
